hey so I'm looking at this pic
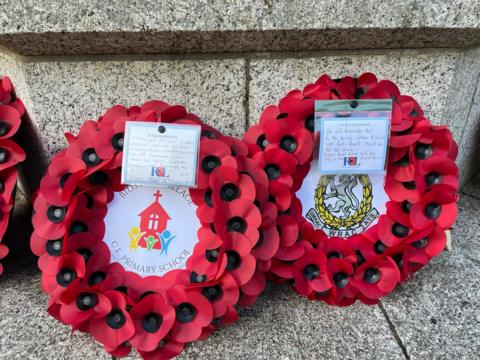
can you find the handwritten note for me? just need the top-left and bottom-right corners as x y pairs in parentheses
(122, 122), (200, 187)
(317, 117), (389, 174)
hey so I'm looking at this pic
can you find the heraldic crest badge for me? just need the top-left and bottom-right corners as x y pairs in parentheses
(306, 174), (380, 237)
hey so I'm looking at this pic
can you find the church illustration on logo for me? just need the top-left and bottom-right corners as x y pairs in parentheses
(128, 190), (176, 254)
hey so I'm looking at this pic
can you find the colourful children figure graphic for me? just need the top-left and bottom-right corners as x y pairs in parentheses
(128, 226), (146, 251)
(137, 190), (172, 251)
(145, 235), (158, 251)
(157, 230), (176, 255)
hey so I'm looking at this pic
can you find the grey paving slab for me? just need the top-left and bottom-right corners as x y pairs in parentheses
(454, 49), (480, 186)
(463, 173), (480, 199)
(0, 1), (479, 55)
(178, 285), (404, 360)
(0, 265), (404, 360)
(20, 58), (247, 158)
(381, 195), (480, 360)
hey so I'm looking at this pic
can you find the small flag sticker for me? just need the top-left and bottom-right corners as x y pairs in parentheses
(344, 156), (358, 166)
(151, 166), (168, 177)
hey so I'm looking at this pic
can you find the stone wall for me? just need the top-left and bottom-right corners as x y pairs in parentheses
(0, 1), (479, 190)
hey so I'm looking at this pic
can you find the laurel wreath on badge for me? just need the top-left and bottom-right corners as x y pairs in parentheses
(315, 174), (373, 229)
(243, 72), (459, 306)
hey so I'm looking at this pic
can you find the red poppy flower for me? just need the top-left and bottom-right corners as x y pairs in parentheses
(0, 76), (13, 104)
(0, 138), (26, 172)
(223, 135), (249, 157)
(259, 105), (301, 143)
(243, 124), (268, 155)
(213, 198), (261, 246)
(32, 194), (78, 241)
(98, 104), (141, 129)
(0, 104), (21, 139)
(190, 187), (215, 224)
(317, 236), (356, 264)
(268, 180), (292, 211)
(278, 90), (316, 125)
(166, 285), (213, 343)
(239, 269), (266, 306)
(352, 257), (401, 302)
(235, 155), (269, 204)
(252, 224), (280, 261)
(129, 294), (176, 352)
(326, 258), (357, 306)
(294, 248), (331, 296)
(41, 253), (86, 301)
(410, 185), (458, 230)
(388, 147), (415, 183)
(377, 213), (412, 247)
(39, 155), (86, 205)
(65, 126), (109, 174)
(348, 232), (381, 265)
(0, 243), (8, 275)
(187, 229), (227, 278)
(266, 126), (313, 165)
(138, 340), (184, 360)
(59, 286), (112, 325)
(105, 342), (132, 358)
(252, 148), (297, 187)
(197, 139), (236, 189)
(222, 232), (256, 286)
(89, 290), (135, 349)
(200, 272), (239, 319)
(209, 165), (256, 206)
(415, 156), (458, 193)
(405, 226), (447, 265)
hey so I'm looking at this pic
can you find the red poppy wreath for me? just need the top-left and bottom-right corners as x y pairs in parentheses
(0, 76), (27, 274)
(31, 101), (278, 359)
(244, 73), (459, 306)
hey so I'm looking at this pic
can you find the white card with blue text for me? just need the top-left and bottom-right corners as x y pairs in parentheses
(317, 116), (390, 174)
(122, 121), (201, 187)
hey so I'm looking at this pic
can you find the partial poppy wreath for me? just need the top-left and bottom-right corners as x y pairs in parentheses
(0, 76), (27, 274)
(244, 73), (459, 306)
(31, 101), (278, 359)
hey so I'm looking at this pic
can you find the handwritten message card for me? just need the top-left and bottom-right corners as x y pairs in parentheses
(317, 117), (389, 174)
(122, 122), (200, 187)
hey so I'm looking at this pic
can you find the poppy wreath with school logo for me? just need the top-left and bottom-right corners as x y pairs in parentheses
(244, 73), (459, 306)
(0, 76), (27, 275)
(31, 101), (277, 359)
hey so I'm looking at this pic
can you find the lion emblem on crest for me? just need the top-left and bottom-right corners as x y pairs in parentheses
(305, 174), (380, 237)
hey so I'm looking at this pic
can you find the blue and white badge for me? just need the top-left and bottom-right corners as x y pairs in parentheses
(121, 121), (201, 187)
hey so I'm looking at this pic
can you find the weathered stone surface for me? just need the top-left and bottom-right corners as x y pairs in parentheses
(248, 50), (477, 181)
(0, 0), (479, 55)
(381, 195), (480, 360)
(452, 47), (480, 186)
(20, 58), (247, 158)
(179, 286), (404, 360)
(0, 265), (404, 360)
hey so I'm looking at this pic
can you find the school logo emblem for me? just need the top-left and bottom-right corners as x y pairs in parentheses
(127, 190), (176, 255)
(305, 174), (380, 237)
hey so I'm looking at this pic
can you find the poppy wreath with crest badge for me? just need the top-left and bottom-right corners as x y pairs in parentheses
(244, 73), (459, 306)
(31, 101), (277, 359)
(0, 76), (27, 275)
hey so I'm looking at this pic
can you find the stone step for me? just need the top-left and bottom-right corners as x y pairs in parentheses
(0, 1), (479, 55)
